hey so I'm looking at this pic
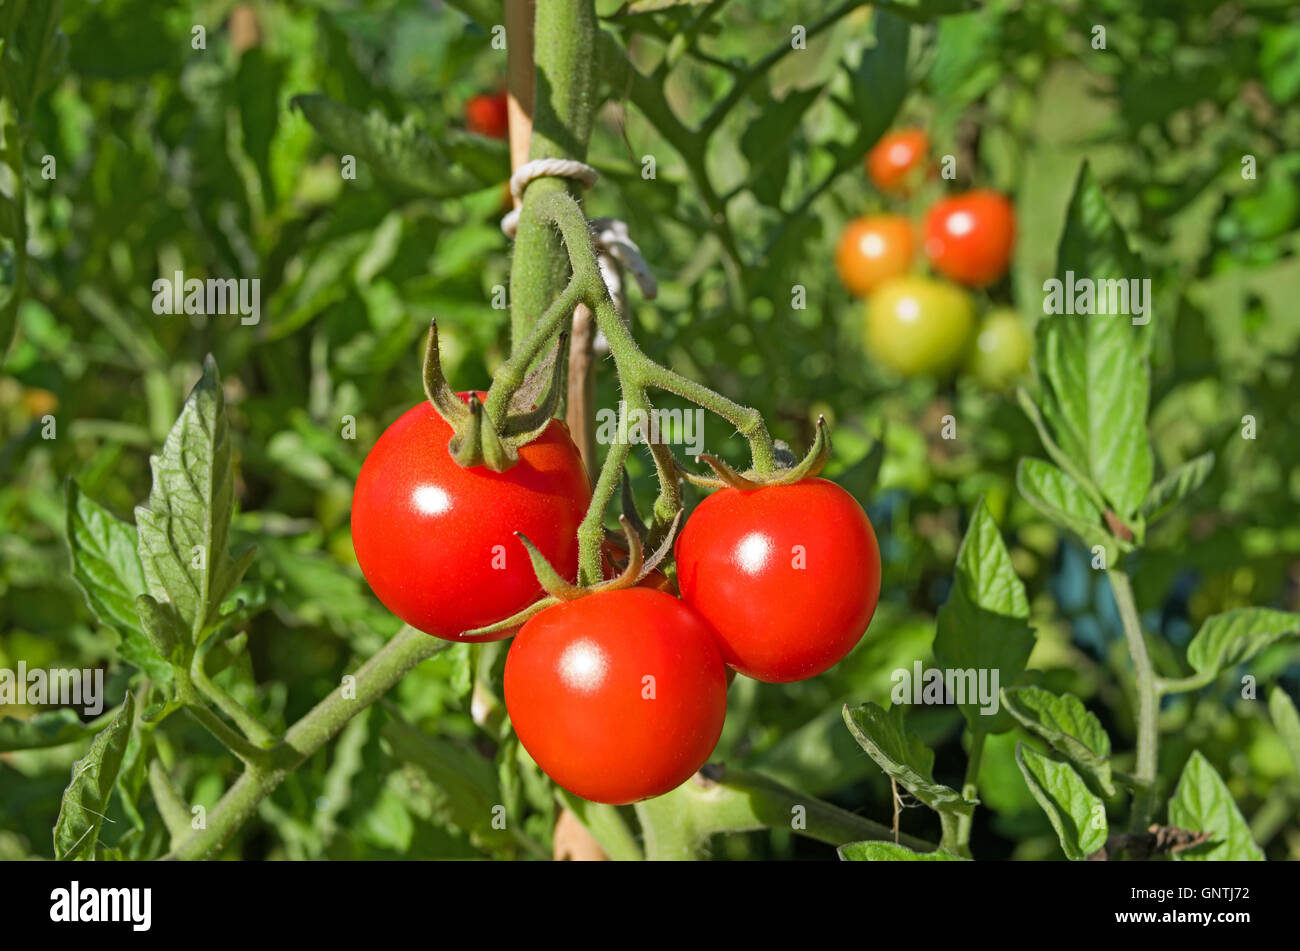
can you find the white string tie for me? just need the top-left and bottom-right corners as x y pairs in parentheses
(500, 158), (657, 305)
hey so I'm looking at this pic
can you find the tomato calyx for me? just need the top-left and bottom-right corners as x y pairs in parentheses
(677, 415), (831, 490)
(421, 318), (567, 472)
(458, 512), (682, 638)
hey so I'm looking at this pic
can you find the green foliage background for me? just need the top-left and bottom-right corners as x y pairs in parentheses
(1, 0), (1298, 860)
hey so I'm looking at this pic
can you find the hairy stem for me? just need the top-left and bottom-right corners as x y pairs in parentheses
(148, 759), (192, 848)
(1108, 569), (1159, 830)
(950, 729), (985, 854)
(509, 0), (598, 345)
(166, 626), (448, 860)
(191, 645), (277, 748)
(175, 668), (271, 770)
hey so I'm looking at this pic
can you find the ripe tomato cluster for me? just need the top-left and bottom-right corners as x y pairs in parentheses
(836, 128), (1029, 384)
(353, 397), (882, 804)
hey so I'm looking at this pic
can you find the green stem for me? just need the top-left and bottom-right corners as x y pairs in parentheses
(1155, 670), (1216, 694)
(634, 766), (934, 860)
(1107, 569), (1159, 831)
(191, 642), (277, 748)
(509, 0), (598, 346)
(498, 190), (779, 581)
(166, 626), (448, 860)
(952, 729), (985, 854)
(148, 759), (192, 847)
(175, 668), (271, 770)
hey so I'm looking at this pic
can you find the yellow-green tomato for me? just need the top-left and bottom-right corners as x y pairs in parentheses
(863, 276), (975, 376)
(967, 308), (1030, 387)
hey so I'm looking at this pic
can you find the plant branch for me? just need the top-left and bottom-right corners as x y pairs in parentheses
(191, 641), (277, 748)
(509, 0), (598, 346)
(952, 728), (985, 855)
(165, 626), (448, 860)
(175, 668), (272, 770)
(1108, 569), (1160, 831)
(698, 0), (868, 137)
(148, 759), (192, 848)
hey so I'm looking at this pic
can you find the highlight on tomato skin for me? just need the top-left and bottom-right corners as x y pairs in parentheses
(350, 395), (591, 643)
(503, 587), (729, 805)
(675, 478), (883, 684)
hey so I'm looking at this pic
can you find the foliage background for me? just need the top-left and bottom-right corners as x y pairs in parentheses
(1, 0), (1298, 860)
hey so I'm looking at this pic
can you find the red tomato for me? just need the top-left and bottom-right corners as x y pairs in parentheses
(351, 394), (590, 641)
(466, 91), (509, 140)
(675, 479), (882, 683)
(834, 215), (915, 297)
(866, 128), (929, 193)
(923, 190), (1016, 287)
(504, 588), (728, 804)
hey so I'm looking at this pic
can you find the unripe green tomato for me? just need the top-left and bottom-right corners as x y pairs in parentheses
(967, 308), (1031, 387)
(862, 276), (975, 376)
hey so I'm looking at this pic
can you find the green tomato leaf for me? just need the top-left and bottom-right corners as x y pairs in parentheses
(933, 498), (1035, 732)
(1035, 161), (1153, 520)
(291, 94), (506, 198)
(0, 708), (98, 752)
(839, 841), (968, 861)
(842, 702), (969, 813)
(1016, 458), (1125, 565)
(1001, 686), (1114, 796)
(135, 594), (183, 664)
(1259, 22), (1300, 104)
(846, 10), (910, 151)
(1140, 452), (1215, 522)
(134, 356), (253, 646)
(65, 480), (147, 633)
(952, 496), (1029, 617)
(740, 85), (820, 206)
(380, 716), (514, 849)
(53, 694), (135, 861)
(1014, 743), (1107, 860)
(1185, 608), (1300, 678)
(65, 480), (172, 680)
(1268, 689), (1300, 777)
(1167, 751), (1263, 861)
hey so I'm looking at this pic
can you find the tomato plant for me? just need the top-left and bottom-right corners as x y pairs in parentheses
(3, 0), (1298, 881)
(676, 479), (882, 683)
